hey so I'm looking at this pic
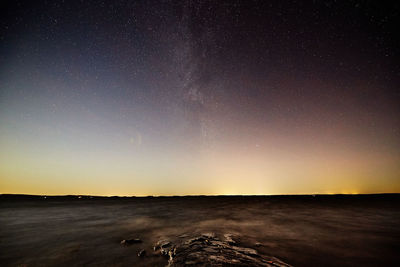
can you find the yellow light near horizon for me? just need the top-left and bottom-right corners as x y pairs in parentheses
(1, 134), (400, 196)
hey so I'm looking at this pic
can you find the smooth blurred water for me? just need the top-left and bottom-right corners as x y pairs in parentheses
(1, 195), (399, 266)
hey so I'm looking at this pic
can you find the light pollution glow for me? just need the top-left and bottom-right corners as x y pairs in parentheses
(1, 107), (399, 196)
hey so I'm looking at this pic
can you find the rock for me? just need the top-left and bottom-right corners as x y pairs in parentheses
(201, 232), (215, 239)
(160, 247), (169, 256)
(146, 234), (291, 266)
(202, 247), (217, 253)
(137, 249), (146, 257)
(185, 236), (205, 244)
(154, 240), (171, 251)
(153, 239), (175, 259)
(178, 234), (189, 238)
(168, 248), (176, 260)
(231, 245), (258, 255)
(223, 233), (236, 245)
(160, 241), (171, 248)
(164, 234), (291, 267)
(120, 238), (142, 245)
(255, 242), (262, 247)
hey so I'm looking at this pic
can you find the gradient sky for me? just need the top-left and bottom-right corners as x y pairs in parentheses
(1, 0), (399, 196)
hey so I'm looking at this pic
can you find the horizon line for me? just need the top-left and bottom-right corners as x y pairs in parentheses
(1, 192), (399, 198)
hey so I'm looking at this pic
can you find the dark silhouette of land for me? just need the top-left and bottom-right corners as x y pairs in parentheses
(1, 194), (399, 266)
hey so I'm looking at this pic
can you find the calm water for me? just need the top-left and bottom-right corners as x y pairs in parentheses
(0, 195), (399, 266)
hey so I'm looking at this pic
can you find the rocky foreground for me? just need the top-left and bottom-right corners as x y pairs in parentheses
(122, 233), (291, 266)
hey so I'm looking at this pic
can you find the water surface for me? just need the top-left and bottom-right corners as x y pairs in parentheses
(1, 195), (399, 266)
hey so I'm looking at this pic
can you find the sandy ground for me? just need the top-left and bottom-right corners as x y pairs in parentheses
(0, 194), (399, 266)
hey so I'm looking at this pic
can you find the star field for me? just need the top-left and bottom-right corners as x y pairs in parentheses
(1, 0), (399, 195)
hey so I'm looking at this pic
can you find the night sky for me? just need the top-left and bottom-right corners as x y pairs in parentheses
(1, 0), (399, 196)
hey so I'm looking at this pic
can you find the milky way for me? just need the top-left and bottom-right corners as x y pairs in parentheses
(1, 1), (399, 195)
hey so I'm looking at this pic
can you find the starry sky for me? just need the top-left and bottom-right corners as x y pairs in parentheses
(1, 0), (399, 196)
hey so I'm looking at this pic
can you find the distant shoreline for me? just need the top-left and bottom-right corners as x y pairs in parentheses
(1, 193), (399, 200)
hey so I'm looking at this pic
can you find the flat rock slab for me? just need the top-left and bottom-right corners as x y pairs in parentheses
(153, 234), (291, 267)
